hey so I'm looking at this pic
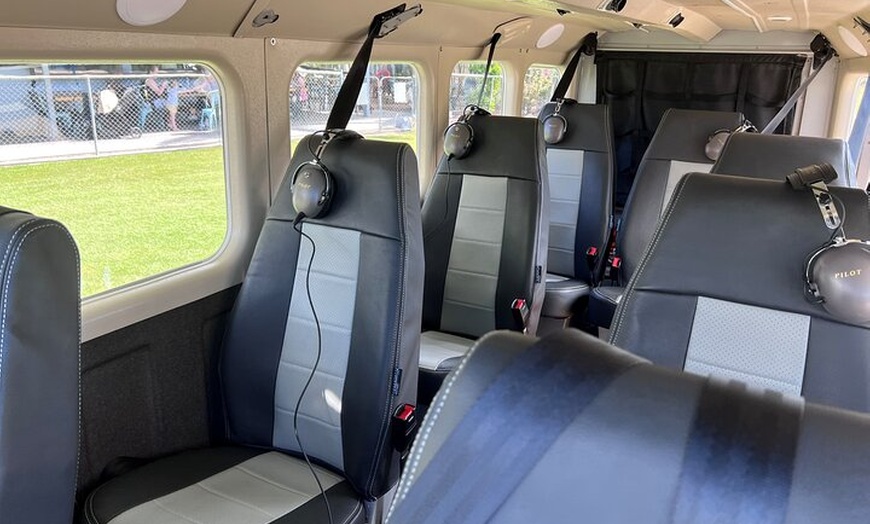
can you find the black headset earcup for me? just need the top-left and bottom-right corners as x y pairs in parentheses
(444, 121), (474, 159)
(543, 113), (568, 145)
(705, 130), (731, 161)
(292, 162), (332, 218)
(808, 241), (870, 325)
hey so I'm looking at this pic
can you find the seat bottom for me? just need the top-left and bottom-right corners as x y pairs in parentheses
(418, 331), (476, 407)
(84, 447), (364, 524)
(589, 285), (624, 329)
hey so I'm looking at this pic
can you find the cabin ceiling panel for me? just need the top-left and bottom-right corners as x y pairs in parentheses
(0, 0), (256, 36)
(0, 0), (869, 58)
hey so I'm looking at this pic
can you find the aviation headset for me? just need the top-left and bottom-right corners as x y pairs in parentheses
(443, 105), (490, 159)
(705, 120), (757, 161)
(542, 98), (569, 145)
(540, 32), (598, 146)
(791, 163), (870, 326)
(291, 131), (354, 219)
(442, 32), (501, 159)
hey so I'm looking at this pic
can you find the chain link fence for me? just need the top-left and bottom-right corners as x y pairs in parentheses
(448, 64), (504, 120)
(290, 64), (418, 142)
(0, 65), (221, 166)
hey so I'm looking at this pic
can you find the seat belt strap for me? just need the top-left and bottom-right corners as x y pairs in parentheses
(475, 32), (502, 108)
(761, 52), (834, 134)
(325, 4), (422, 131)
(672, 380), (803, 524)
(551, 32), (598, 102)
(389, 332), (638, 523)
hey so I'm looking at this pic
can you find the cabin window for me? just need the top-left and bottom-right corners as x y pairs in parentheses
(449, 61), (506, 119)
(290, 62), (419, 154)
(848, 76), (870, 186)
(522, 65), (561, 117)
(0, 62), (228, 297)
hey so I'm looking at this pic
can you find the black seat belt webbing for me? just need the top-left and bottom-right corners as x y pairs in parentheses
(551, 32), (597, 102)
(390, 333), (639, 523)
(672, 380), (803, 524)
(325, 4), (421, 131)
(761, 54), (834, 134)
(476, 32), (502, 109)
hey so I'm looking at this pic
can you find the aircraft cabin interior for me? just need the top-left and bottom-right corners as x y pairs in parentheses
(0, 0), (869, 522)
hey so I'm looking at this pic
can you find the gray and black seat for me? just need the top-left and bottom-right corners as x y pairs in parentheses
(388, 329), (870, 523)
(712, 132), (857, 187)
(537, 102), (613, 332)
(419, 114), (548, 384)
(82, 135), (424, 524)
(0, 208), (80, 523)
(610, 172), (870, 412)
(589, 109), (745, 328)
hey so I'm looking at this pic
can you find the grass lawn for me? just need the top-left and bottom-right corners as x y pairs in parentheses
(0, 147), (227, 297)
(0, 129), (416, 297)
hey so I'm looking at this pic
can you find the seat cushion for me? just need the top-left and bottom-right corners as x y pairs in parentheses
(589, 285), (624, 329)
(419, 331), (476, 373)
(542, 274), (590, 318)
(84, 447), (364, 524)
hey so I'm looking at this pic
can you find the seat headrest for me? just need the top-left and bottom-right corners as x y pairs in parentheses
(538, 101), (611, 153)
(617, 173), (870, 325)
(282, 135), (417, 239)
(645, 109), (745, 164)
(436, 115), (545, 182)
(712, 133), (855, 187)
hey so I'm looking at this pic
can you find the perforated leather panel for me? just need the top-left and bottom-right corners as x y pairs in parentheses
(440, 175), (507, 337)
(662, 161), (712, 217)
(108, 452), (342, 524)
(547, 149), (584, 277)
(684, 297), (810, 396)
(273, 223), (360, 470)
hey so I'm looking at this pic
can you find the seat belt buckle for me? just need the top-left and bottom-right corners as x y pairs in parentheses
(392, 404), (418, 459)
(585, 246), (599, 273)
(511, 298), (531, 334)
(609, 257), (622, 285)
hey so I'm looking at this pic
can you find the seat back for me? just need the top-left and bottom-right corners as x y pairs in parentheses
(422, 115), (548, 336)
(220, 136), (423, 499)
(0, 208), (80, 523)
(611, 173), (870, 412)
(538, 102), (613, 283)
(389, 330), (870, 524)
(617, 109), (744, 281)
(712, 132), (856, 187)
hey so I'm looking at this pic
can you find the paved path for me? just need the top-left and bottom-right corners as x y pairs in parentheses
(0, 129), (221, 166)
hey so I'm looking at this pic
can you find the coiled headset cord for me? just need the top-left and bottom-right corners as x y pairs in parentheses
(292, 213), (335, 524)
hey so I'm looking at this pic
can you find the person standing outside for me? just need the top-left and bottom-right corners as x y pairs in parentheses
(138, 65), (168, 130)
(165, 79), (182, 131)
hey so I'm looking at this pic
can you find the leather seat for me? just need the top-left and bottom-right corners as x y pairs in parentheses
(419, 115), (548, 384)
(388, 329), (870, 523)
(589, 109), (745, 328)
(712, 132), (856, 187)
(537, 102), (614, 333)
(0, 208), (80, 523)
(610, 172), (870, 412)
(83, 135), (424, 523)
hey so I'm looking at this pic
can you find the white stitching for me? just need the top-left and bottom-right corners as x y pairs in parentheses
(365, 144), (410, 497)
(385, 338), (484, 522)
(0, 221), (81, 517)
(611, 174), (691, 345)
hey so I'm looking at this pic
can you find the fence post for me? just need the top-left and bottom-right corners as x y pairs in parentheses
(85, 77), (100, 156)
(377, 77), (383, 133)
(41, 65), (61, 141)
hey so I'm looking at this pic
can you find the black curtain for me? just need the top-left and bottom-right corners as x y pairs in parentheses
(596, 52), (806, 207)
